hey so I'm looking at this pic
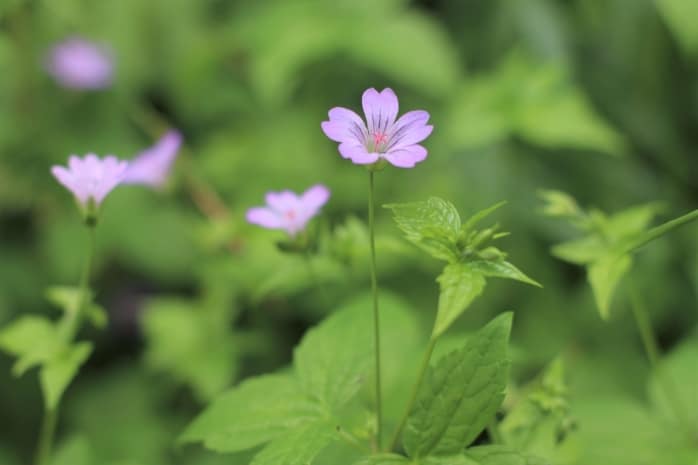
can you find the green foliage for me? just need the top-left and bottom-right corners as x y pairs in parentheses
(403, 313), (512, 458)
(387, 198), (538, 336)
(656, 0), (698, 55)
(464, 445), (547, 465)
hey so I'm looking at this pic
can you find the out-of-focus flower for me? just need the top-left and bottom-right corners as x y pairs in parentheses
(123, 130), (183, 188)
(46, 38), (113, 90)
(51, 154), (128, 207)
(246, 185), (331, 236)
(321, 88), (433, 168)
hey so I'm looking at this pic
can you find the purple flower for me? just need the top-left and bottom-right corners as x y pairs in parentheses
(123, 130), (183, 187)
(321, 88), (433, 168)
(46, 38), (113, 90)
(51, 154), (128, 206)
(246, 185), (331, 236)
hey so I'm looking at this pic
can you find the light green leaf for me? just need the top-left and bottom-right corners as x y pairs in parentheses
(537, 190), (582, 219)
(40, 342), (92, 410)
(45, 286), (106, 329)
(603, 204), (660, 243)
(51, 435), (92, 465)
(656, 0), (698, 55)
(465, 445), (548, 465)
(251, 420), (336, 465)
(141, 298), (238, 401)
(588, 254), (632, 320)
(433, 263), (486, 338)
(0, 316), (63, 375)
(352, 454), (411, 465)
(180, 373), (320, 453)
(404, 313), (512, 458)
(461, 202), (507, 235)
(468, 260), (542, 288)
(551, 236), (606, 265)
(294, 296), (375, 410)
(385, 197), (461, 262)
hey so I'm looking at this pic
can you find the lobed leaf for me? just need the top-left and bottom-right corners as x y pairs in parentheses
(404, 313), (512, 458)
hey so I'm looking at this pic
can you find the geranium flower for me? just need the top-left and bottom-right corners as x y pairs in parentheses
(123, 130), (183, 187)
(321, 88), (433, 168)
(51, 154), (128, 207)
(246, 185), (331, 236)
(46, 38), (113, 90)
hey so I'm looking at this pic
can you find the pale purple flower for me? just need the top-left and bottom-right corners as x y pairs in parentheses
(46, 38), (113, 90)
(51, 154), (128, 206)
(321, 88), (433, 168)
(122, 130), (183, 187)
(246, 185), (331, 236)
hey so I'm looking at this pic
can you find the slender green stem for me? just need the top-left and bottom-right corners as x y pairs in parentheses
(628, 281), (691, 434)
(621, 209), (698, 255)
(388, 338), (437, 451)
(34, 407), (58, 465)
(368, 170), (383, 449)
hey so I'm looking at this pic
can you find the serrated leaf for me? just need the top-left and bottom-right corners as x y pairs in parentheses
(404, 313), (512, 458)
(180, 373), (320, 453)
(468, 260), (542, 288)
(465, 445), (549, 465)
(386, 198), (461, 262)
(294, 296), (374, 410)
(251, 420), (336, 465)
(433, 263), (486, 338)
(0, 316), (63, 375)
(40, 342), (92, 410)
(588, 254), (632, 320)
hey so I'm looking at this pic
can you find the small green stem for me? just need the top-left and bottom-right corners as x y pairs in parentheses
(628, 281), (691, 434)
(368, 170), (383, 450)
(621, 209), (698, 255)
(388, 338), (437, 451)
(34, 407), (58, 465)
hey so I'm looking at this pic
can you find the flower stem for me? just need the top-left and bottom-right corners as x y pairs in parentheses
(388, 337), (437, 451)
(627, 280), (691, 434)
(34, 407), (57, 465)
(368, 170), (383, 449)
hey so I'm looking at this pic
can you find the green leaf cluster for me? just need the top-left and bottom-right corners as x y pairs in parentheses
(386, 198), (539, 337)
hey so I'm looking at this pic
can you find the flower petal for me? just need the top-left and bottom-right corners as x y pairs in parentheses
(362, 88), (398, 135)
(123, 130), (182, 187)
(338, 142), (380, 165)
(301, 184), (330, 212)
(384, 144), (428, 168)
(388, 110), (433, 149)
(246, 207), (284, 229)
(265, 190), (300, 212)
(321, 107), (366, 144)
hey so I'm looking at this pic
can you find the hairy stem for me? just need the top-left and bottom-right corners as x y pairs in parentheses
(34, 408), (57, 465)
(628, 281), (691, 434)
(368, 170), (383, 449)
(388, 337), (437, 451)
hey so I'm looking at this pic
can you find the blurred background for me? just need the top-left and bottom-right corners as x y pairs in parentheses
(0, 0), (696, 464)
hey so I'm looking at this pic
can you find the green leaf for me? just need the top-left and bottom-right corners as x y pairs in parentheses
(537, 190), (582, 219)
(465, 445), (548, 465)
(141, 298), (238, 401)
(385, 197), (461, 262)
(588, 254), (632, 320)
(40, 342), (92, 410)
(433, 263), (486, 338)
(656, 0), (698, 55)
(45, 286), (106, 329)
(551, 236), (606, 265)
(180, 373), (320, 453)
(468, 260), (542, 288)
(251, 420), (336, 465)
(0, 316), (63, 375)
(352, 454), (411, 465)
(404, 313), (513, 458)
(461, 202), (507, 235)
(51, 435), (92, 465)
(294, 296), (375, 410)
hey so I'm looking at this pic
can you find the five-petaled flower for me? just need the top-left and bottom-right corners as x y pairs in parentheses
(123, 130), (183, 188)
(246, 185), (331, 236)
(46, 38), (114, 90)
(51, 154), (128, 208)
(321, 88), (433, 168)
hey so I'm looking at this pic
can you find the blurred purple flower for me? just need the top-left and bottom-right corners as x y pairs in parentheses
(51, 154), (128, 206)
(123, 130), (183, 188)
(321, 88), (433, 168)
(46, 38), (113, 90)
(246, 185), (331, 236)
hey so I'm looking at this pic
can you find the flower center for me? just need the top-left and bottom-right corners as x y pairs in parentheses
(368, 131), (389, 153)
(285, 210), (297, 221)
